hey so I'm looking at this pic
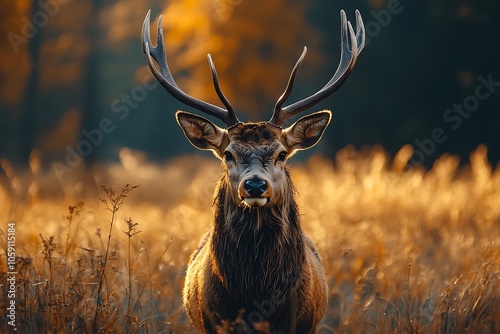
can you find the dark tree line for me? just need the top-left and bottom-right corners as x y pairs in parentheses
(1, 0), (499, 167)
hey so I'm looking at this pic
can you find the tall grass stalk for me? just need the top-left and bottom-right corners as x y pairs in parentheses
(92, 184), (139, 333)
(124, 216), (141, 332)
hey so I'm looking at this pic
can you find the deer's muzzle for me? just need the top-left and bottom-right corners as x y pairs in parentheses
(238, 176), (272, 207)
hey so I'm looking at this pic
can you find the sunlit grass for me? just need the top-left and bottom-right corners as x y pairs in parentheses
(1, 145), (499, 333)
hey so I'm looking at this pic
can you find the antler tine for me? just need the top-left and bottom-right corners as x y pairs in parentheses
(269, 10), (365, 127)
(355, 9), (366, 58)
(269, 47), (307, 127)
(207, 54), (239, 126)
(142, 10), (240, 127)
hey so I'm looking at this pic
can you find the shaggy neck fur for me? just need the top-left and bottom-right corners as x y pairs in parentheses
(211, 173), (306, 305)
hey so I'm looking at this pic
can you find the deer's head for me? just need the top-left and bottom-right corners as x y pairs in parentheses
(142, 10), (365, 208)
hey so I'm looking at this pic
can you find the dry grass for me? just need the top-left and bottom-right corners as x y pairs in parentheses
(0, 145), (499, 333)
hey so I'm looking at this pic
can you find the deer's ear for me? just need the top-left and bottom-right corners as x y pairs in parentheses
(176, 111), (227, 158)
(283, 111), (331, 151)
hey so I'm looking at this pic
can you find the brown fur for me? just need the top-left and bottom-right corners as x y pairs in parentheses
(181, 119), (329, 334)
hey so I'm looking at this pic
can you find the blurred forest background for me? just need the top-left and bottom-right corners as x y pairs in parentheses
(1, 0), (500, 170)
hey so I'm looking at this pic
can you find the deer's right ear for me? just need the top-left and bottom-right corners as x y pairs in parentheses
(283, 110), (331, 152)
(176, 111), (227, 158)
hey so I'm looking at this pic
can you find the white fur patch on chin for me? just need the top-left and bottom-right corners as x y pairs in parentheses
(242, 197), (268, 207)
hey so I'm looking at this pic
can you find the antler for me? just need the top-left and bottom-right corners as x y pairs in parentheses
(142, 10), (240, 128)
(269, 10), (365, 127)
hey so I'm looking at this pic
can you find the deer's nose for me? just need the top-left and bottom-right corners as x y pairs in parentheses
(244, 177), (267, 198)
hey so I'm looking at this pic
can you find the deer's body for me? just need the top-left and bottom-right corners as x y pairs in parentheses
(141, 8), (365, 333)
(183, 122), (328, 333)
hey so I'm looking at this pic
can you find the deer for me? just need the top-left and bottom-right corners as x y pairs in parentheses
(142, 8), (365, 334)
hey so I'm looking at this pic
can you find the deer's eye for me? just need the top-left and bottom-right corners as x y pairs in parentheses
(277, 151), (287, 162)
(224, 151), (235, 162)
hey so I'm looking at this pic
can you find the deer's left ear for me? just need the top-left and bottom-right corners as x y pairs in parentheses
(283, 111), (332, 151)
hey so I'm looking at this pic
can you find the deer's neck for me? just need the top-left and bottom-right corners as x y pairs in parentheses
(210, 177), (306, 301)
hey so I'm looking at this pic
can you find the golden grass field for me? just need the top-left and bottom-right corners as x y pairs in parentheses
(1, 145), (499, 333)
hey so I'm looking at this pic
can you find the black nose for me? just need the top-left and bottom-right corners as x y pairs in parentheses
(244, 178), (267, 197)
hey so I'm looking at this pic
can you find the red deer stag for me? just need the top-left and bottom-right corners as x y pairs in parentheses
(142, 9), (365, 334)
